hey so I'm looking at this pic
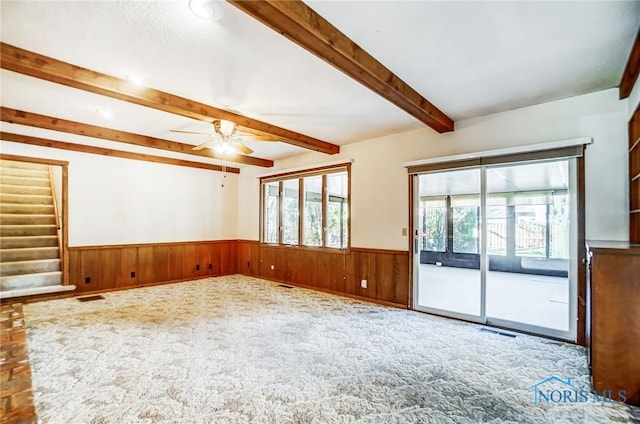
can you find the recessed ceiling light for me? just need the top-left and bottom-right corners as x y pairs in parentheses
(189, 0), (224, 21)
(96, 108), (112, 119)
(125, 73), (144, 86)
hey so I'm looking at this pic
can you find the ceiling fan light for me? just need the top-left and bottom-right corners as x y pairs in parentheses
(189, 0), (224, 21)
(214, 142), (235, 155)
(219, 119), (235, 136)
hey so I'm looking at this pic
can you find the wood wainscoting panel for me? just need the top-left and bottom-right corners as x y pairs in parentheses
(168, 244), (186, 281)
(137, 246), (155, 284)
(152, 245), (172, 283)
(376, 252), (395, 302)
(394, 253), (410, 305)
(195, 243), (212, 278)
(220, 241), (238, 275)
(67, 240), (238, 295)
(77, 249), (102, 292)
(237, 240), (259, 276)
(100, 247), (121, 288)
(249, 244), (409, 308)
(183, 244), (199, 280)
(69, 241), (409, 305)
(118, 247), (138, 288)
(329, 254), (346, 293)
(206, 242), (219, 276)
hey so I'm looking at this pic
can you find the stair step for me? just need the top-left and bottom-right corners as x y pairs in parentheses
(0, 284), (76, 300)
(1, 247), (59, 262)
(0, 184), (51, 196)
(0, 214), (56, 225)
(0, 193), (53, 205)
(0, 160), (49, 171)
(0, 168), (49, 178)
(0, 271), (62, 291)
(0, 225), (57, 237)
(0, 259), (61, 276)
(0, 236), (58, 249)
(0, 204), (54, 214)
(0, 175), (50, 188)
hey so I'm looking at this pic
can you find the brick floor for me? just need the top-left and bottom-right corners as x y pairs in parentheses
(0, 303), (37, 424)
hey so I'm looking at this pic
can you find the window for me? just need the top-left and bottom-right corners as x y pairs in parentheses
(326, 172), (348, 248)
(264, 181), (279, 244)
(303, 175), (323, 246)
(282, 179), (299, 245)
(261, 165), (350, 249)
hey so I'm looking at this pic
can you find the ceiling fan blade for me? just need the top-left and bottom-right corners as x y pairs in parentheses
(192, 140), (216, 151)
(170, 129), (212, 136)
(232, 140), (254, 155)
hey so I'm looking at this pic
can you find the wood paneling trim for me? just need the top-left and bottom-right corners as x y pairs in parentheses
(1, 107), (271, 168)
(619, 28), (640, 100)
(0, 153), (68, 167)
(68, 239), (238, 251)
(1, 132), (240, 174)
(259, 163), (351, 182)
(227, 1), (453, 134)
(351, 247), (409, 256)
(0, 42), (338, 155)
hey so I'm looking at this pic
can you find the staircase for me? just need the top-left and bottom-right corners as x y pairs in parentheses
(0, 159), (74, 299)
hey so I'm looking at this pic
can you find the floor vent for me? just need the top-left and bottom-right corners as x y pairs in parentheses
(480, 328), (517, 338)
(278, 284), (294, 289)
(77, 295), (105, 302)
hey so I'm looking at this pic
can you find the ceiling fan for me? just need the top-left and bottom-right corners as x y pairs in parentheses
(171, 119), (274, 155)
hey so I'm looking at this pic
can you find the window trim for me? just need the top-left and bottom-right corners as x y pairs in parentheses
(259, 163), (351, 252)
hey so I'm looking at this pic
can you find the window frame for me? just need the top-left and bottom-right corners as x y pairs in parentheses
(259, 163), (351, 253)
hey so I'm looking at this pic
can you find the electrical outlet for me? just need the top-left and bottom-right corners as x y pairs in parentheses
(361, 279), (367, 288)
(402, 227), (407, 236)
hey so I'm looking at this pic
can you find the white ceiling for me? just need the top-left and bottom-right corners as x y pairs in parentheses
(1, 0), (638, 166)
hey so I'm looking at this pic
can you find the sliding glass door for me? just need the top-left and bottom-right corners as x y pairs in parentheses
(413, 159), (577, 340)
(415, 168), (483, 322)
(484, 160), (575, 338)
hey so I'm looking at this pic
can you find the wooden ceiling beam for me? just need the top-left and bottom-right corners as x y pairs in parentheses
(0, 107), (273, 168)
(0, 42), (339, 155)
(0, 132), (240, 174)
(620, 28), (640, 100)
(228, 0), (454, 133)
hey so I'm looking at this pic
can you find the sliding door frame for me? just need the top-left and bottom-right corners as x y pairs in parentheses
(412, 166), (486, 324)
(409, 148), (587, 344)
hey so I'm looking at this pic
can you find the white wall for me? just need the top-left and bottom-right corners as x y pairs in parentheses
(238, 88), (629, 249)
(0, 141), (238, 246)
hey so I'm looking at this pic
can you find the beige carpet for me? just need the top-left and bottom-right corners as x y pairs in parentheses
(24, 275), (638, 423)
